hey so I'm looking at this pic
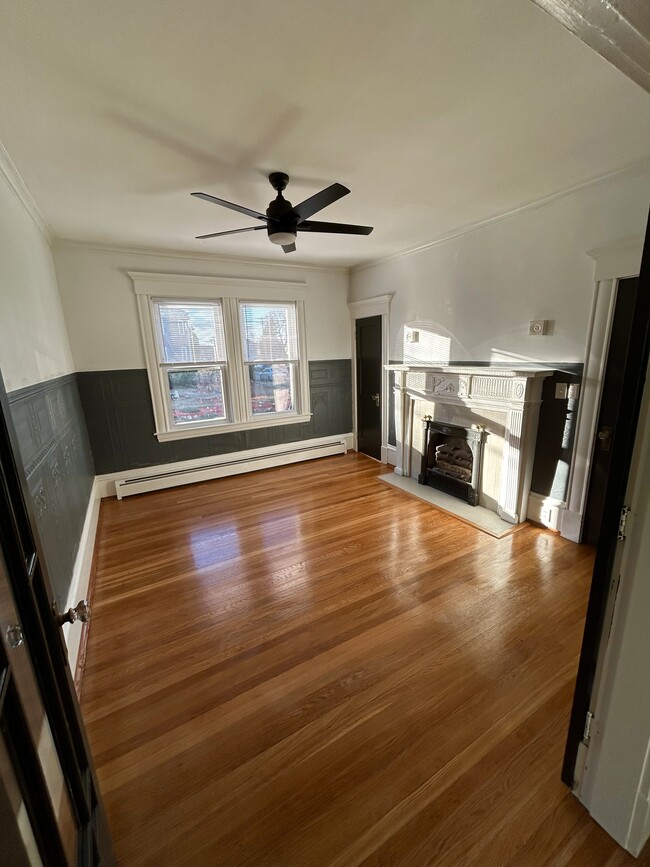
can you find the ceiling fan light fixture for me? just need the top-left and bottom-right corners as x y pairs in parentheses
(268, 229), (297, 246)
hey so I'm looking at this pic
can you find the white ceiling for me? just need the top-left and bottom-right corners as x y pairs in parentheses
(1, 0), (650, 267)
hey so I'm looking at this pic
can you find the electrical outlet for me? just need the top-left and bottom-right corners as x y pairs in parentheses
(555, 383), (568, 400)
(568, 383), (580, 400)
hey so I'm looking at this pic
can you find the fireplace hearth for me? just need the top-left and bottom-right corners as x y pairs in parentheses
(418, 418), (485, 506)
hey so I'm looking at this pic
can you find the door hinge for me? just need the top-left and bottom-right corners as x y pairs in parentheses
(618, 505), (630, 541)
(583, 710), (595, 745)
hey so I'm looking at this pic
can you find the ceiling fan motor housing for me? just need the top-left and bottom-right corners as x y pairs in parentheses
(266, 193), (297, 243)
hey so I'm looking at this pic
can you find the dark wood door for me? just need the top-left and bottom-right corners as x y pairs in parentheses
(582, 277), (639, 545)
(0, 373), (115, 865)
(563, 215), (650, 787)
(356, 316), (382, 460)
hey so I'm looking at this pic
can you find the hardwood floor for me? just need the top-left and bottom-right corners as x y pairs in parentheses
(81, 453), (640, 866)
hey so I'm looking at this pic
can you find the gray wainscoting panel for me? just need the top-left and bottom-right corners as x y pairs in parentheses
(9, 374), (95, 609)
(78, 360), (352, 474)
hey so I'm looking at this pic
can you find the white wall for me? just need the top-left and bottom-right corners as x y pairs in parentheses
(0, 162), (74, 392)
(52, 244), (351, 371)
(350, 171), (650, 365)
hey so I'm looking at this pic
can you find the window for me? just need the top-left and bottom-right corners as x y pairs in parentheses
(154, 300), (229, 428)
(133, 273), (311, 441)
(240, 303), (298, 418)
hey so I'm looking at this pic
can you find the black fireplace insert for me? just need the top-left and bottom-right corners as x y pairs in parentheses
(418, 418), (485, 506)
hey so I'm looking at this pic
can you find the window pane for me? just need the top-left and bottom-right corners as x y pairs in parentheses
(249, 364), (295, 415)
(156, 301), (227, 363)
(240, 303), (298, 362)
(167, 368), (226, 424)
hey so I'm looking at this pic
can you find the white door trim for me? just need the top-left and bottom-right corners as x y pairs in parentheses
(348, 295), (392, 459)
(560, 238), (643, 542)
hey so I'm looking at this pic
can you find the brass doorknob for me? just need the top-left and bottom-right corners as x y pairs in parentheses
(56, 600), (91, 626)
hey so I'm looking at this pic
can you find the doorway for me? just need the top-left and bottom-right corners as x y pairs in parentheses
(355, 315), (382, 460)
(0, 375), (114, 865)
(582, 276), (640, 544)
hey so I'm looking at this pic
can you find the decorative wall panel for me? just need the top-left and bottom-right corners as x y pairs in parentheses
(78, 361), (352, 474)
(9, 374), (95, 609)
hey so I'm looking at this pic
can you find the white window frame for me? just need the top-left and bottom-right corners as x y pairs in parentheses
(131, 272), (311, 442)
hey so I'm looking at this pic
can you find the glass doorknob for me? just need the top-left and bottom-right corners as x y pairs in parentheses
(56, 599), (91, 626)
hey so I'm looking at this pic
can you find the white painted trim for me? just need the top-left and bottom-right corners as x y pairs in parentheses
(132, 274), (311, 442)
(129, 271), (307, 297)
(559, 508), (582, 543)
(563, 279), (617, 539)
(0, 139), (54, 244)
(527, 491), (566, 531)
(565, 242), (642, 541)
(349, 295), (393, 461)
(348, 295), (393, 318)
(351, 160), (650, 275)
(53, 237), (349, 273)
(587, 238), (644, 281)
(95, 434), (354, 499)
(384, 444), (398, 466)
(154, 412), (313, 442)
(61, 480), (101, 674)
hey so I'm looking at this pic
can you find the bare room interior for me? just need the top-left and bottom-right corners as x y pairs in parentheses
(1, 2), (650, 865)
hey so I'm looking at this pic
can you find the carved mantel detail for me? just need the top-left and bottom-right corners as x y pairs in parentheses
(386, 365), (553, 523)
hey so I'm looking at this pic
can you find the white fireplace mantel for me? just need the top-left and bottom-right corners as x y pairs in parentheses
(386, 364), (553, 523)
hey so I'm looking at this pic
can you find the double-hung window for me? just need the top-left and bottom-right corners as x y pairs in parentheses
(133, 273), (311, 441)
(153, 299), (230, 429)
(240, 302), (299, 418)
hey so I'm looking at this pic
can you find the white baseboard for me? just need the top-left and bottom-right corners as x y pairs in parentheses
(559, 508), (583, 543)
(383, 444), (398, 466)
(62, 479), (101, 677)
(527, 492), (566, 532)
(96, 433), (354, 499)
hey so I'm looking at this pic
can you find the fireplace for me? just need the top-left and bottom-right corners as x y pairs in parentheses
(387, 365), (552, 523)
(418, 418), (485, 506)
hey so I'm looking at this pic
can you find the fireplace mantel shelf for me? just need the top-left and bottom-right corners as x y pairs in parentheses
(385, 364), (552, 410)
(385, 364), (553, 378)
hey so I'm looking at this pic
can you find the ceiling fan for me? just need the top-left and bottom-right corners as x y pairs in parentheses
(191, 172), (373, 254)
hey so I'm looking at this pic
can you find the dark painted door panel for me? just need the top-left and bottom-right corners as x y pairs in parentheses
(356, 316), (382, 460)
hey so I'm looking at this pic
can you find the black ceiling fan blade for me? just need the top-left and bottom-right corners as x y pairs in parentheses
(290, 183), (350, 223)
(297, 220), (373, 235)
(195, 225), (266, 239)
(191, 191), (269, 222)
(281, 242), (296, 254)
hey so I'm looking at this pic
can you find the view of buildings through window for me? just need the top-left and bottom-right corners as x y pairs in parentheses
(155, 300), (297, 425)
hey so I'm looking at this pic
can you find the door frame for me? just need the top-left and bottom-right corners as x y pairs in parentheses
(562, 217), (650, 798)
(560, 237), (645, 542)
(348, 295), (392, 460)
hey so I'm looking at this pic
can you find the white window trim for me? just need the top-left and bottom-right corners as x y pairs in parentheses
(130, 272), (311, 441)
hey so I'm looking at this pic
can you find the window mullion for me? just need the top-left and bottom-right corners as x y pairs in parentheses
(223, 296), (247, 423)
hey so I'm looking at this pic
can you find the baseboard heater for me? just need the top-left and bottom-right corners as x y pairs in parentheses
(113, 437), (349, 499)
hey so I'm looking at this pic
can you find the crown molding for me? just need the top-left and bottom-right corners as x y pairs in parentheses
(52, 237), (349, 274)
(587, 236), (644, 281)
(0, 140), (54, 244)
(352, 159), (650, 275)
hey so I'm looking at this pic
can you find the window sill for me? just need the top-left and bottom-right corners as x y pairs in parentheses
(155, 412), (313, 442)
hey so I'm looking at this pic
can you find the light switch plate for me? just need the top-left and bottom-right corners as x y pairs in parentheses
(555, 382), (568, 399)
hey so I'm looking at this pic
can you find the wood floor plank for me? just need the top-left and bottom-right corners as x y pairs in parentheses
(81, 453), (636, 865)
